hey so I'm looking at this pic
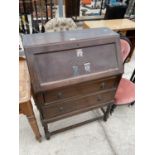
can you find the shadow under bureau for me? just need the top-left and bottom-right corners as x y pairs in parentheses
(23, 28), (123, 139)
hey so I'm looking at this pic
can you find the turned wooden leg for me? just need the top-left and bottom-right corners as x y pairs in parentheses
(43, 123), (51, 140)
(100, 107), (105, 114)
(110, 104), (117, 115)
(25, 101), (42, 142)
(103, 104), (112, 122)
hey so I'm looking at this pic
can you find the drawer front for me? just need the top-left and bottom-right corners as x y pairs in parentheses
(42, 89), (116, 119)
(44, 76), (119, 105)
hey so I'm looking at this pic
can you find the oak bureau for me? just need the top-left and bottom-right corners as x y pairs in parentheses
(23, 28), (123, 139)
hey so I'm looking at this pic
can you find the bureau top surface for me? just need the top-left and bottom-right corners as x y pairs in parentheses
(23, 28), (118, 48)
(23, 28), (123, 93)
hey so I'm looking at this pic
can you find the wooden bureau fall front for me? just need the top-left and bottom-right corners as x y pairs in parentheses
(23, 28), (123, 139)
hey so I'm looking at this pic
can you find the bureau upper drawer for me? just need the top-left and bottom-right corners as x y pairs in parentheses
(42, 89), (116, 120)
(43, 76), (119, 105)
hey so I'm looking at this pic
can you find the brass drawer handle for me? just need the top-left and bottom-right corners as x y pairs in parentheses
(100, 82), (105, 89)
(57, 92), (63, 99)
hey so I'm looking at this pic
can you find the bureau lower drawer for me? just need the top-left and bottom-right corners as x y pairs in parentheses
(43, 76), (119, 105)
(42, 89), (116, 119)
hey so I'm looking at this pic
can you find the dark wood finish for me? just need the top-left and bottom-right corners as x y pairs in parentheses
(44, 76), (119, 105)
(49, 112), (111, 136)
(65, 0), (80, 17)
(23, 28), (123, 139)
(103, 103), (112, 121)
(42, 89), (116, 119)
(19, 58), (42, 142)
(110, 104), (117, 115)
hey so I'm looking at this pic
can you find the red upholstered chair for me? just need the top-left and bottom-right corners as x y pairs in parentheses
(103, 38), (135, 121)
(109, 39), (135, 115)
(110, 70), (135, 114)
(120, 39), (131, 63)
(101, 37), (135, 121)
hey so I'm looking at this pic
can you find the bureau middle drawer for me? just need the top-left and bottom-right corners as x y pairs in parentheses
(43, 76), (119, 105)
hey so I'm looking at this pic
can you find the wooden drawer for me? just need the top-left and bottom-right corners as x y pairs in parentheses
(43, 76), (119, 105)
(42, 89), (116, 119)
